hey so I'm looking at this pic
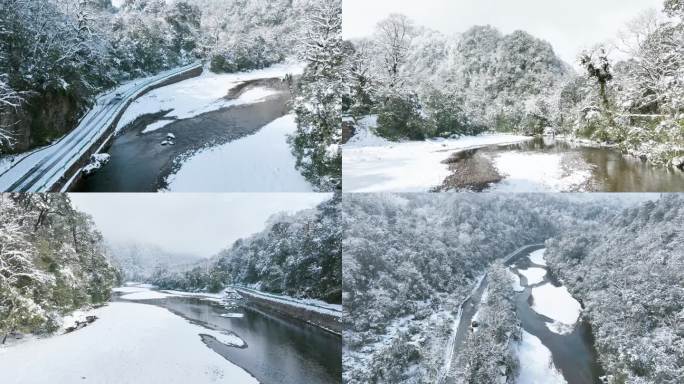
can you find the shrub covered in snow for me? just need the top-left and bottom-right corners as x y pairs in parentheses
(0, 194), (119, 342)
(151, 194), (342, 304)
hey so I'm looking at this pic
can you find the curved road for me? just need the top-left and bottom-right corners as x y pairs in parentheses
(0, 62), (202, 192)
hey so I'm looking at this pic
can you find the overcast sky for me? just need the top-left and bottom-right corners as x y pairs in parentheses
(70, 193), (330, 258)
(343, 0), (664, 66)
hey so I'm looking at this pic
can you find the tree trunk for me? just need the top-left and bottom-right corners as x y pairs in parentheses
(2, 333), (8, 345)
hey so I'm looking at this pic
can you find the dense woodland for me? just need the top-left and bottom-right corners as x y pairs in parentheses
(0, 0), (342, 190)
(343, 0), (684, 166)
(151, 194), (342, 304)
(0, 194), (118, 343)
(454, 262), (520, 384)
(105, 241), (201, 282)
(546, 195), (684, 383)
(342, 194), (680, 384)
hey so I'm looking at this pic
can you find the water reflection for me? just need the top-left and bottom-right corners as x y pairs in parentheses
(124, 296), (341, 384)
(485, 138), (684, 192)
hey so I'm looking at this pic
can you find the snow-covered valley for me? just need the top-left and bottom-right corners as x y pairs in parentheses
(0, 285), (341, 384)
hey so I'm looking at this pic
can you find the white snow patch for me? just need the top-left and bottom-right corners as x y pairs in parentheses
(82, 153), (110, 175)
(220, 313), (245, 318)
(116, 62), (303, 133)
(519, 267), (547, 285)
(508, 270), (525, 292)
(0, 302), (257, 384)
(142, 119), (175, 133)
(343, 132), (532, 192)
(515, 329), (567, 384)
(120, 291), (176, 300)
(112, 286), (150, 294)
(344, 115), (389, 148)
(202, 330), (246, 348)
(161, 290), (226, 304)
(530, 284), (582, 326)
(234, 286), (342, 317)
(164, 114), (313, 192)
(529, 249), (548, 266)
(488, 152), (591, 192)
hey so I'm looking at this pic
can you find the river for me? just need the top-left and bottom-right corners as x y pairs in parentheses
(73, 78), (290, 192)
(441, 137), (684, 192)
(507, 248), (603, 384)
(113, 292), (341, 384)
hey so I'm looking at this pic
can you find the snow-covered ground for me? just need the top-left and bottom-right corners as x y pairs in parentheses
(343, 120), (532, 192)
(518, 267), (547, 285)
(120, 290), (175, 300)
(164, 114), (312, 192)
(530, 284), (582, 334)
(112, 286), (149, 294)
(488, 152), (592, 192)
(514, 330), (567, 384)
(509, 270), (525, 292)
(529, 249), (548, 266)
(220, 313), (245, 318)
(160, 290), (228, 304)
(116, 62), (304, 134)
(0, 302), (256, 384)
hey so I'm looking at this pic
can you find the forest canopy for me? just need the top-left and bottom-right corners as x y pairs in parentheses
(342, 0), (684, 166)
(151, 194), (343, 304)
(343, 194), (683, 384)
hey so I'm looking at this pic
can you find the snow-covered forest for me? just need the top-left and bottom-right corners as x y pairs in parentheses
(545, 195), (684, 383)
(105, 241), (202, 282)
(151, 194), (342, 304)
(342, 194), (683, 384)
(342, 0), (684, 167)
(0, 0), (342, 190)
(0, 194), (118, 344)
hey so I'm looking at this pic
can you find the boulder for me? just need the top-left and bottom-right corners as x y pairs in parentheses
(672, 156), (684, 170)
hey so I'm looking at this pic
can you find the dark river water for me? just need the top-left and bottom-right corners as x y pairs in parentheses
(446, 137), (684, 192)
(113, 294), (341, 384)
(508, 249), (603, 384)
(74, 79), (289, 192)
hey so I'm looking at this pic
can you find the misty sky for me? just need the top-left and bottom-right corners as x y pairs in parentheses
(70, 193), (330, 258)
(343, 0), (665, 66)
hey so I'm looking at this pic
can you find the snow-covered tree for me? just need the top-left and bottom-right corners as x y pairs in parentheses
(290, 0), (342, 191)
(151, 194), (342, 304)
(0, 197), (51, 343)
(0, 194), (118, 341)
(375, 14), (414, 91)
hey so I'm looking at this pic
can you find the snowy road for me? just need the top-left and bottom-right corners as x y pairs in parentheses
(0, 62), (202, 192)
(442, 244), (544, 383)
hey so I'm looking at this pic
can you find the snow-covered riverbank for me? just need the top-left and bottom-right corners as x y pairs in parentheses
(0, 302), (256, 384)
(510, 248), (600, 383)
(164, 115), (313, 192)
(116, 62), (304, 134)
(343, 118), (532, 192)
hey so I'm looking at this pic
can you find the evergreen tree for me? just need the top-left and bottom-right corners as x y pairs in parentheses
(289, 0), (342, 191)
